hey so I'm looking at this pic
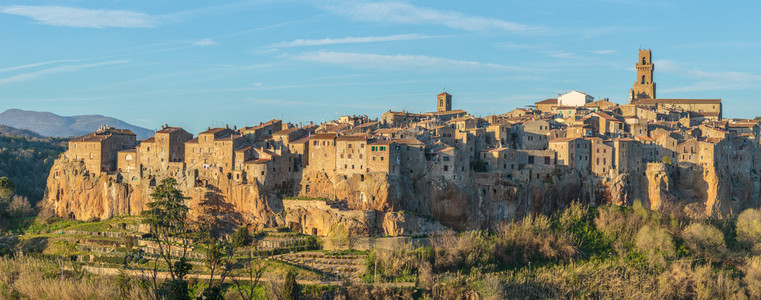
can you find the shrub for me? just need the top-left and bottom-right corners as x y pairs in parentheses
(281, 269), (298, 300)
(737, 208), (761, 253)
(495, 214), (577, 267)
(682, 223), (725, 261)
(635, 225), (675, 268)
(657, 261), (744, 299)
(8, 195), (32, 218)
(232, 226), (251, 248)
(595, 205), (647, 254)
(745, 256), (761, 299)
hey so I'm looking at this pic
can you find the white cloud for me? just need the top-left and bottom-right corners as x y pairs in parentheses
(0, 60), (128, 85)
(591, 50), (616, 55)
(0, 59), (79, 73)
(655, 59), (761, 93)
(0, 5), (159, 28)
(319, 1), (537, 33)
(290, 51), (515, 70)
(193, 39), (218, 46)
(270, 33), (433, 48)
(495, 42), (549, 50)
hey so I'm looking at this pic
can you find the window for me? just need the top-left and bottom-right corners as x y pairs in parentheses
(348, 144), (352, 149)
(641, 75), (646, 84)
(443, 165), (449, 171)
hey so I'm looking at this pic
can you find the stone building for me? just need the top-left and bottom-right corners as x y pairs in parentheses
(437, 92), (452, 112)
(586, 137), (613, 177)
(308, 133), (337, 172)
(67, 127), (136, 175)
(335, 135), (368, 175)
(549, 138), (590, 173)
(630, 49), (656, 101)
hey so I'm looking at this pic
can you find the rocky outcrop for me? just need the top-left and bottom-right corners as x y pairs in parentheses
(43, 153), (761, 236)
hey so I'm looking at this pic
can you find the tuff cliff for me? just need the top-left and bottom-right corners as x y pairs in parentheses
(43, 156), (761, 236)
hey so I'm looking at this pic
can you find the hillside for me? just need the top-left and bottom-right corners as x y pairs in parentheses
(0, 109), (152, 140)
(0, 126), (66, 205)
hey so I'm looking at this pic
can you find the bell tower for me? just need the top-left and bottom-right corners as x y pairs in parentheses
(629, 49), (656, 103)
(437, 92), (452, 112)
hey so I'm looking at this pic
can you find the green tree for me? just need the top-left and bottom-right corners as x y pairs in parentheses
(232, 226), (251, 248)
(281, 269), (298, 300)
(0, 177), (15, 201)
(140, 177), (191, 299)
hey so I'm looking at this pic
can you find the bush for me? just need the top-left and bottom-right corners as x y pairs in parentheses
(232, 226), (251, 248)
(281, 269), (298, 300)
(682, 223), (726, 261)
(737, 208), (761, 253)
(635, 225), (675, 268)
(495, 214), (577, 267)
(595, 204), (647, 255)
(745, 256), (761, 299)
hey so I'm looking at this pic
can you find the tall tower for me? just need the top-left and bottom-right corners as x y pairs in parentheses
(437, 92), (452, 112)
(629, 49), (656, 103)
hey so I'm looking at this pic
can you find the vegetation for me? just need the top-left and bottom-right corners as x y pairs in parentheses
(0, 131), (66, 205)
(6, 197), (761, 298)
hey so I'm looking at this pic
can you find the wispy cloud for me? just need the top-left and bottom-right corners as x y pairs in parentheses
(290, 51), (516, 70)
(193, 38), (218, 46)
(318, 1), (538, 33)
(0, 59), (81, 73)
(270, 33), (433, 48)
(591, 49), (616, 55)
(656, 59), (761, 93)
(0, 5), (159, 28)
(495, 42), (550, 50)
(0, 60), (129, 85)
(248, 98), (385, 110)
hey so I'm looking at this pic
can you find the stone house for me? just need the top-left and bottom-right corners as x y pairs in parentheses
(67, 127), (136, 175)
(549, 138), (590, 173)
(585, 137), (613, 177)
(335, 135), (369, 175)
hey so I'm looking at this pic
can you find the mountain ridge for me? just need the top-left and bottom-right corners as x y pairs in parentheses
(0, 109), (153, 140)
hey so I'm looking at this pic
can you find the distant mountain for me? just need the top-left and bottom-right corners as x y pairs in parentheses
(0, 109), (153, 140)
(0, 124), (44, 139)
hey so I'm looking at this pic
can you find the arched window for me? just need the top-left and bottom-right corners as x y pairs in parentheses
(641, 75), (646, 84)
(642, 57), (646, 64)
(440, 99), (444, 106)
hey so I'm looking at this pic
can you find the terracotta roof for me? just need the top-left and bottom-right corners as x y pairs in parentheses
(438, 92), (451, 96)
(141, 137), (155, 143)
(480, 147), (509, 152)
(535, 98), (558, 105)
(549, 137), (576, 143)
(200, 127), (228, 135)
(336, 135), (368, 142)
(156, 127), (184, 134)
(289, 136), (311, 144)
(235, 145), (253, 152)
(243, 158), (270, 164)
(185, 137), (199, 144)
(636, 99), (722, 105)
(394, 139), (424, 145)
(427, 109), (467, 116)
(273, 127), (300, 136)
(310, 133), (337, 140)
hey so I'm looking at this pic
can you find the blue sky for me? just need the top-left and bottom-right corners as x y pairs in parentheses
(1, 0), (760, 134)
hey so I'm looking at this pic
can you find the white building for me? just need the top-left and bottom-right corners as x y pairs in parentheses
(558, 90), (594, 107)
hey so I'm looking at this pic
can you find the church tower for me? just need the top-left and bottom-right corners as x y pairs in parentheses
(437, 92), (452, 112)
(629, 49), (656, 103)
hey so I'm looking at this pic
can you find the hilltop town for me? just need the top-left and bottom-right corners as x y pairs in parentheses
(43, 50), (761, 237)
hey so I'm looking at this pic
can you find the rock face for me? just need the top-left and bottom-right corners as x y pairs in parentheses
(43, 151), (761, 236)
